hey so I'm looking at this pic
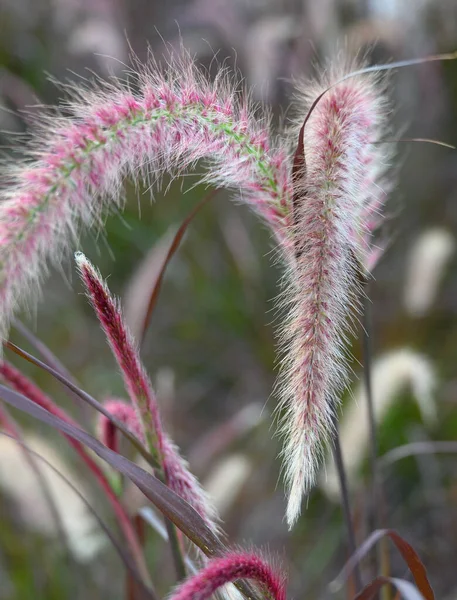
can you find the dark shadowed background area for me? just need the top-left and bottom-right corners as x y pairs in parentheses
(1, 0), (457, 599)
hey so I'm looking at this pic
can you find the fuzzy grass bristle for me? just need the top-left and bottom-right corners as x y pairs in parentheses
(278, 57), (393, 527)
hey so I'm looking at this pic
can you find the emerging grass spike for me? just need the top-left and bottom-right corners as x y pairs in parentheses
(169, 551), (286, 600)
(76, 252), (166, 462)
(279, 58), (392, 527)
(77, 254), (218, 531)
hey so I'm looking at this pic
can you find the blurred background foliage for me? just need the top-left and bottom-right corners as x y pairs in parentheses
(1, 0), (457, 598)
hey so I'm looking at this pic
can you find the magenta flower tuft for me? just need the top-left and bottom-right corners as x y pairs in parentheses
(278, 59), (392, 526)
(77, 255), (218, 530)
(169, 551), (286, 600)
(98, 397), (145, 454)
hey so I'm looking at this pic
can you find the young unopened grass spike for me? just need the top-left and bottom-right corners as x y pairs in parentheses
(76, 252), (167, 462)
(169, 551), (286, 600)
(77, 256), (219, 530)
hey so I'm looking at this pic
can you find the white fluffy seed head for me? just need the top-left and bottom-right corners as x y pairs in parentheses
(0, 434), (104, 561)
(404, 227), (454, 317)
(320, 348), (437, 500)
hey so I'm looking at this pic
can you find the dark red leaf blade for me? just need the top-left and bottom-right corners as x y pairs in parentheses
(0, 382), (224, 557)
(331, 529), (434, 600)
(354, 576), (424, 600)
(139, 189), (217, 345)
(0, 383), (263, 600)
(5, 341), (160, 471)
(0, 385), (268, 600)
(0, 432), (155, 600)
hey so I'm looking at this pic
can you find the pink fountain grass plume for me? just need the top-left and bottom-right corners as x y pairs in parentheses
(0, 51), (292, 349)
(169, 551), (286, 600)
(78, 256), (219, 530)
(278, 58), (392, 527)
(0, 360), (148, 578)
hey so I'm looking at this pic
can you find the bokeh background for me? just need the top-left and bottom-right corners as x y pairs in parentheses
(1, 0), (457, 598)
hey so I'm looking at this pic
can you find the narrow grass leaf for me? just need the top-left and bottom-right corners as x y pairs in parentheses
(354, 576), (425, 600)
(0, 432), (156, 600)
(5, 341), (160, 471)
(0, 382), (224, 555)
(139, 189), (217, 345)
(331, 529), (434, 600)
(0, 383), (264, 600)
(380, 442), (457, 467)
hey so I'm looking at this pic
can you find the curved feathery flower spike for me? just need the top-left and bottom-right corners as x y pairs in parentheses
(168, 551), (286, 600)
(278, 57), (393, 527)
(0, 50), (292, 349)
(77, 256), (219, 530)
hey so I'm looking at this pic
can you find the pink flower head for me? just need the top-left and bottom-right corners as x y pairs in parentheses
(77, 256), (219, 530)
(279, 59), (392, 526)
(169, 551), (286, 600)
(0, 52), (291, 352)
(98, 397), (145, 453)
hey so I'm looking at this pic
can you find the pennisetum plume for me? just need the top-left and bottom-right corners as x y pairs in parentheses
(0, 50), (291, 349)
(0, 48), (403, 526)
(278, 58), (392, 526)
